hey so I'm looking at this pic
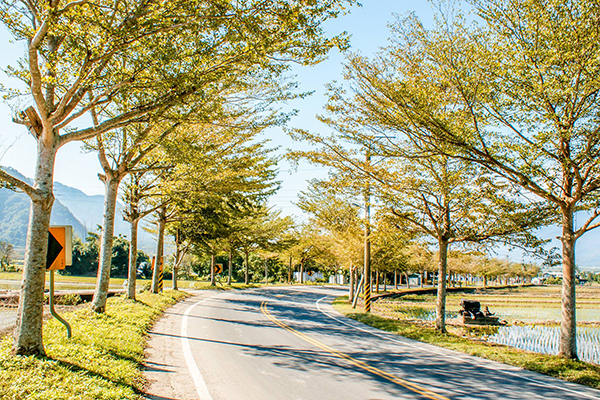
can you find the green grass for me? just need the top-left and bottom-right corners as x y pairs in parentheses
(0, 290), (187, 400)
(333, 297), (600, 388)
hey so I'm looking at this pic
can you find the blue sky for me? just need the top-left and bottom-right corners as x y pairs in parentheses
(0, 1), (435, 212)
(2, 2), (599, 268)
(264, 1), (436, 217)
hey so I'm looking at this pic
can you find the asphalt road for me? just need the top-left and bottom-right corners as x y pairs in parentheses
(143, 286), (600, 400)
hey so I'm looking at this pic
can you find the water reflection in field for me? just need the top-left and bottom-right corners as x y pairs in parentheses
(488, 325), (600, 364)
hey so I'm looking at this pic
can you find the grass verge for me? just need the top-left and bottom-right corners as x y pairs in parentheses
(0, 290), (187, 400)
(333, 296), (600, 389)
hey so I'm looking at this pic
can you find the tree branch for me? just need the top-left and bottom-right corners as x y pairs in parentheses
(0, 169), (37, 200)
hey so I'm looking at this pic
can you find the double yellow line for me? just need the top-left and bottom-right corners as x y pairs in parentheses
(260, 301), (449, 400)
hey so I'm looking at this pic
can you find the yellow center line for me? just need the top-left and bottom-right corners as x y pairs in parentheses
(260, 301), (450, 400)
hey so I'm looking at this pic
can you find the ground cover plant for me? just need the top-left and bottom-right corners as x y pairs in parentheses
(0, 290), (186, 400)
(333, 297), (600, 388)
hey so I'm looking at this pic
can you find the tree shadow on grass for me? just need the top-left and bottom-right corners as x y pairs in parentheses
(47, 356), (146, 395)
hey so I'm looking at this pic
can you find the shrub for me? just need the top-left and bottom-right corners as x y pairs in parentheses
(55, 293), (82, 306)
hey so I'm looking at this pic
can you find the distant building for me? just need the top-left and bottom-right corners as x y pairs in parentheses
(294, 271), (323, 282)
(328, 274), (347, 285)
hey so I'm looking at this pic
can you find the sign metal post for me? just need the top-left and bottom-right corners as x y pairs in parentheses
(47, 226), (73, 338)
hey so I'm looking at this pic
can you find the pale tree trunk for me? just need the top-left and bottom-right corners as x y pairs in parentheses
(383, 272), (387, 292)
(172, 256), (178, 290)
(92, 176), (121, 313)
(244, 251), (250, 285)
(405, 272), (410, 289)
(210, 254), (216, 286)
(435, 238), (449, 332)
(288, 255), (293, 285)
(394, 270), (398, 290)
(126, 217), (139, 299)
(13, 139), (58, 356)
(264, 258), (268, 285)
(151, 207), (166, 293)
(172, 229), (181, 291)
(227, 248), (233, 285)
(559, 205), (578, 359)
(300, 261), (305, 284)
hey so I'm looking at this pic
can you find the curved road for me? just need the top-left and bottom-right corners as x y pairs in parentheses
(143, 286), (600, 400)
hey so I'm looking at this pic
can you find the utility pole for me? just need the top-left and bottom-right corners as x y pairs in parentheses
(364, 151), (372, 313)
(359, 136), (393, 312)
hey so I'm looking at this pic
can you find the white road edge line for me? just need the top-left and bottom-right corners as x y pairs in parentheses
(315, 296), (600, 400)
(181, 297), (214, 400)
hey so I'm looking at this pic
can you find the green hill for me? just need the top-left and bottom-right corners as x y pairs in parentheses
(0, 167), (87, 247)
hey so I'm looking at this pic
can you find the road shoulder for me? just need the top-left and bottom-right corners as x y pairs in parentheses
(143, 290), (216, 400)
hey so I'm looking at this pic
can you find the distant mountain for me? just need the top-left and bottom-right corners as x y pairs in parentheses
(0, 167), (87, 246)
(0, 166), (154, 253)
(53, 180), (130, 237)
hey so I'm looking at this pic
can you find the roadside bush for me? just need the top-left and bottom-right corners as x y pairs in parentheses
(545, 276), (562, 285)
(55, 294), (82, 306)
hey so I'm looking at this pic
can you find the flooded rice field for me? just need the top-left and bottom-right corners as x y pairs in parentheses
(373, 285), (600, 363)
(488, 325), (600, 364)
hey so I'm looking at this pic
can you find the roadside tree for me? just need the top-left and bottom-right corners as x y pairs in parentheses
(326, 1), (600, 358)
(0, 240), (14, 271)
(0, 0), (355, 356)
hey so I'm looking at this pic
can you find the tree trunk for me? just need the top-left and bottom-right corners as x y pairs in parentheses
(300, 261), (304, 284)
(559, 206), (578, 359)
(383, 272), (387, 292)
(288, 255), (293, 285)
(394, 270), (398, 290)
(244, 251), (249, 285)
(210, 253), (216, 286)
(349, 264), (354, 300)
(405, 272), (410, 289)
(12, 140), (57, 355)
(92, 176), (120, 312)
(172, 229), (180, 291)
(435, 238), (449, 332)
(375, 271), (380, 293)
(420, 270), (425, 288)
(126, 217), (139, 299)
(228, 248), (233, 285)
(151, 207), (166, 293)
